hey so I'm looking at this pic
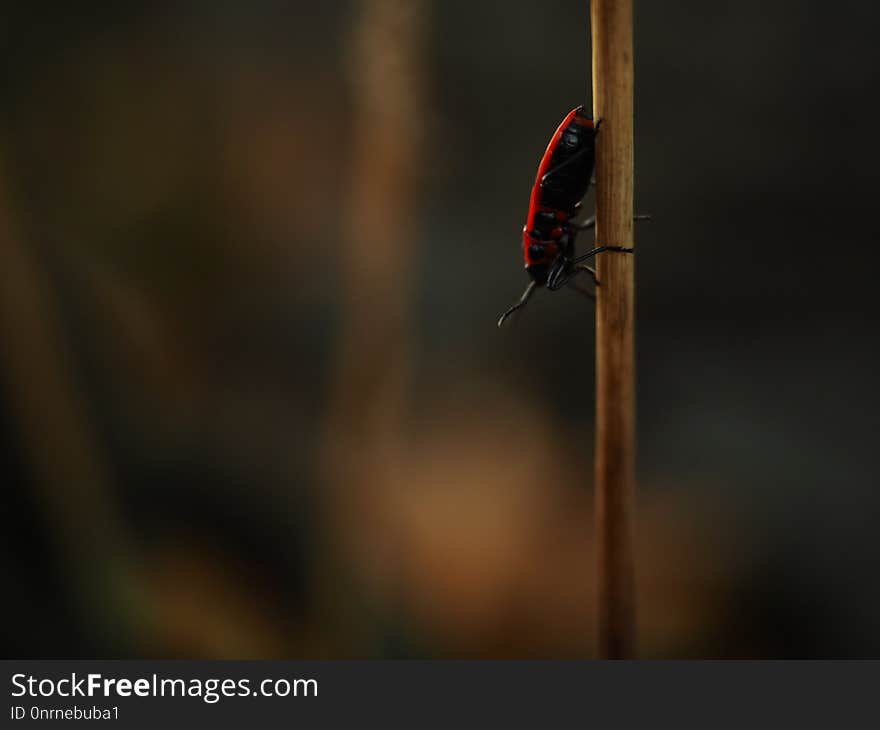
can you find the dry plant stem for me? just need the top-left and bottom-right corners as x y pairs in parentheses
(317, 0), (425, 653)
(591, 0), (637, 659)
(330, 0), (424, 458)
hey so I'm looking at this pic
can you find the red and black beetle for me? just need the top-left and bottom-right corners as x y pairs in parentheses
(497, 105), (646, 327)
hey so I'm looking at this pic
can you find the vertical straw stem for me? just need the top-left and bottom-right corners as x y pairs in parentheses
(316, 0), (425, 653)
(591, 0), (637, 659)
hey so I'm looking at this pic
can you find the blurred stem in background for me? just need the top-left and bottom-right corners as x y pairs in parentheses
(591, 0), (637, 659)
(0, 148), (152, 654)
(318, 0), (427, 653)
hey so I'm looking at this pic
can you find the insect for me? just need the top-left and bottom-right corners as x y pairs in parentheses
(497, 105), (647, 327)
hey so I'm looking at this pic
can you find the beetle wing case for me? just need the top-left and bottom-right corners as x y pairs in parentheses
(521, 106), (599, 277)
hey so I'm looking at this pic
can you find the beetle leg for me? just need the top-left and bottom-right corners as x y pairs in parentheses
(546, 255), (571, 291)
(497, 281), (537, 328)
(568, 278), (596, 301)
(549, 263), (599, 292)
(576, 264), (598, 286)
(574, 212), (651, 232)
(570, 245), (633, 265)
(569, 215), (651, 263)
(574, 214), (596, 231)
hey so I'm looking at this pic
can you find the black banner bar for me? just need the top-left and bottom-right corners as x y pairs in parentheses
(3, 661), (878, 728)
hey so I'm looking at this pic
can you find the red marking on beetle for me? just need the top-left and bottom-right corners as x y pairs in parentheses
(522, 108), (581, 266)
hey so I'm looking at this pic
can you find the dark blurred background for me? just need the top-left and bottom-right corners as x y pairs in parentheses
(1, 0), (878, 658)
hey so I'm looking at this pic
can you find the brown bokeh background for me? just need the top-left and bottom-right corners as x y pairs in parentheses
(2, 1), (878, 658)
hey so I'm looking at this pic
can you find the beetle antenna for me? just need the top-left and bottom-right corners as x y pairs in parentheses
(497, 281), (537, 328)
